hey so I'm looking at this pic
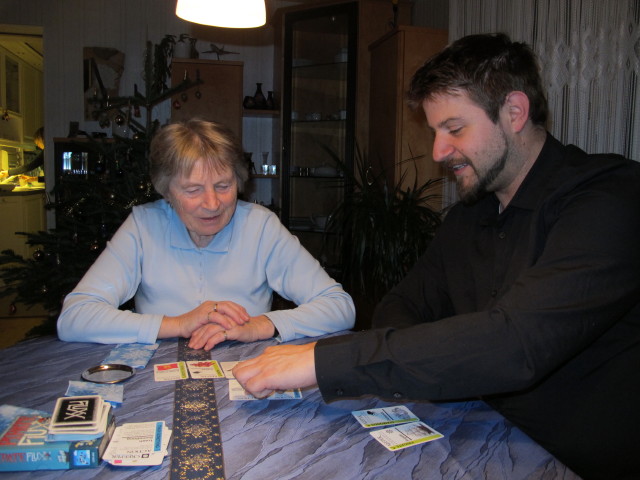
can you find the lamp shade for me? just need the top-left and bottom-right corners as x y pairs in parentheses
(176, 0), (266, 28)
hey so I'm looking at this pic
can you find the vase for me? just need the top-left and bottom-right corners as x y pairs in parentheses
(244, 152), (256, 174)
(253, 83), (267, 109)
(266, 91), (275, 110)
(243, 95), (255, 109)
(173, 40), (191, 59)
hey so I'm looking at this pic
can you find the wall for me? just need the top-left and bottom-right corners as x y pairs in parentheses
(0, 0), (449, 224)
(0, 0), (305, 224)
(413, 0), (449, 29)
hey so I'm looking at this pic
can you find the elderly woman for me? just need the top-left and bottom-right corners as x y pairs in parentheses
(57, 120), (355, 349)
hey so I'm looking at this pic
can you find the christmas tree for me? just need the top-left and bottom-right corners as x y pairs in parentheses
(0, 36), (200, 336)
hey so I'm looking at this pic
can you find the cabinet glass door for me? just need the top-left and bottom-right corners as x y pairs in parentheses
(281, 2), (357, 269)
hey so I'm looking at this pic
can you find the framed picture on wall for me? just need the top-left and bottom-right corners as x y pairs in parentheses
(83, 47), (125, 121)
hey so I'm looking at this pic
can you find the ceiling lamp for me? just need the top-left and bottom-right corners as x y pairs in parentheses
(175, 0), (266, 28)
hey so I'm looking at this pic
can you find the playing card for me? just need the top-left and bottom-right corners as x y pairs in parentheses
(65, 380), (124, 408)
(228, 379), (302, 401)
(103, 342), (159, 369)
(352, 405), (419, 428)
(153, 362), (188, 381)
(220, 361), (239, 379)
(186, 360), (225, 379)
(369, 421), (443, 451)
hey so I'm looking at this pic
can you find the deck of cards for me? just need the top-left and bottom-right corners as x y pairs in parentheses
(103, 421), (171, 466)
(47, 395), (111, 441)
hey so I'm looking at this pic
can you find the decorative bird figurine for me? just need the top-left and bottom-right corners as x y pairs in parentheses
(204, 44), (240, 60)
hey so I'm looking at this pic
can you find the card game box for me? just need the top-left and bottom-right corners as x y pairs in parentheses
(0, 413), (115, 471)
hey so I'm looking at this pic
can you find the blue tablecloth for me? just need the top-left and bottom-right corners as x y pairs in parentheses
(0, 334), (581, 479)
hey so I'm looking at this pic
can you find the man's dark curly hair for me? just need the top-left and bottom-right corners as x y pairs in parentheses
(408, 33), (548, 127)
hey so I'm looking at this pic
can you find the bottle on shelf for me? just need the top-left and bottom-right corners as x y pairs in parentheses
(252, 83), (267, 109)
(266, 91), (275, 110)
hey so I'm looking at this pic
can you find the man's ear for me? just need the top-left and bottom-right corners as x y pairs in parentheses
(503, 91), (530, 133)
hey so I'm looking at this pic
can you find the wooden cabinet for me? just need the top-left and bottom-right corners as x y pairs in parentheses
(0, 46), (43, 144)
(274, 0), (412, 163)
(0, 191), (46, 258)
(273, 0), (411, 267)
(170, 59), (280, 207)
(22, 65), (44, 140)
(170, 59), (244, 139)
(368, 26), (448, 207)
(275, 2), (358, 268)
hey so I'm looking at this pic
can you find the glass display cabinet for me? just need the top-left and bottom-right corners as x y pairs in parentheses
(279, 2), (357, 268)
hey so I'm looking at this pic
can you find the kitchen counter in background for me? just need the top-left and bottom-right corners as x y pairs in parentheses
(0, 187), (46, 196)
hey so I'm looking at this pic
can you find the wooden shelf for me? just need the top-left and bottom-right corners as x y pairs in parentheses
(243, 109), (279, 117)
(250, 174), (279, 179)
(170, 59), (243, 139)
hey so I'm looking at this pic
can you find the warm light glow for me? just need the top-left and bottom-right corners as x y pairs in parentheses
(176, 0), (266, 28)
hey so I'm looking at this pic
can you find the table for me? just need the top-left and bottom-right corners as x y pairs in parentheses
(0, 335), (581, 479)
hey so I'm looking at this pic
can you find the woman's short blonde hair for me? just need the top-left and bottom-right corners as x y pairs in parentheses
(149, 119), (248, 197)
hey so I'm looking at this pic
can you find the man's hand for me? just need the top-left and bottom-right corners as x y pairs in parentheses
(233, 342), (318, 398)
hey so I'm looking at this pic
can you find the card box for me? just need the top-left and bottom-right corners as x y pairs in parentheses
(0, 405), (48, 436)
(0, 414), (115, 471)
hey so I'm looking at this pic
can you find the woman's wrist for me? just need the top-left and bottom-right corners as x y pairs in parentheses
(252, 315), (278, 339)
(158, 315), (182, 339)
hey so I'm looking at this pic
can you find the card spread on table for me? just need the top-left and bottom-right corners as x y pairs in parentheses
(186, 360), (225, 379)
(103, 421), (171, 467)
(369, 421), (443, 451)
(153, 361), (188, 381)
(220, 361), (239, 379)
(103, 342), (160, 369)
(352, 405), (419, 428)
(228, 379), (302, 401)
(66, 380), (124, 408)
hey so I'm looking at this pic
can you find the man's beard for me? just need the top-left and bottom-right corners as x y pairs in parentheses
(455, 132), (510, 205)
(457, 151), (507, 204)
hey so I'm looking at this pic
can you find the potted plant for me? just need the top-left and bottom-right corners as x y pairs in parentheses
(325, 147), (444, 329)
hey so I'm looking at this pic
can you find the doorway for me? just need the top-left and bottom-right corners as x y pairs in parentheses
(0, 24), (46, 341)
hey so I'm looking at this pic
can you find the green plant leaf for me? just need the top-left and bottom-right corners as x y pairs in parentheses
(323, 145), (444, 303)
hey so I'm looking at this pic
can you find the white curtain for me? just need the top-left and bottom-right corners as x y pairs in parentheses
(445, 0), (640, 205)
